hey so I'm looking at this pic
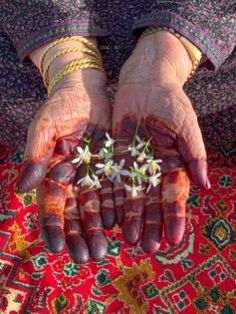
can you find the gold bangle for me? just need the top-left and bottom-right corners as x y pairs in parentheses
(142, 27), (202, 78)
(47, 58), (104, 95)
(42, 46), (102, 87)
(39, 36), (101, 76)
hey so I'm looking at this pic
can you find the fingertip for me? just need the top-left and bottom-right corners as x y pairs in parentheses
(188, 159), (210, 189)
(66, 233), (89, 264)
(42, 225), (65, 253)
(18, 162), (46, 192)
(141, 223), (162, 254)
(122, 222), (140, 245)
(141, 239), (161, 255)
(165, 218), (185, 246)
(87, 232), (108, 262)
(102, 211), (115, 229)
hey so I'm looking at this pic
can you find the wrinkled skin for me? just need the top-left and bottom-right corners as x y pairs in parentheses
(109, 32), (210, 253)
(17, 70), (113, 263)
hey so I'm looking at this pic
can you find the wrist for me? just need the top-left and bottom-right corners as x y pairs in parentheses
(29, 37), (105, 94)
(30, 37), (97, 72)
(136, 30), (194, 85)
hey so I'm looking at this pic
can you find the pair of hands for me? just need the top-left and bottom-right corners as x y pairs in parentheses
(17, 32), (209, 263)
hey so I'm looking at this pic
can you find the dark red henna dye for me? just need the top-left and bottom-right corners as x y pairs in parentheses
(40, 214), (65, 253)
(17, 161), (47, 192)
(122, 196), (146, 245)
(188, 159), (210, 189)
(79, 189), (107, 261)
(141, 188), (163, 254)
(48, 161), (76, 185)
(100, 179), (115, 229)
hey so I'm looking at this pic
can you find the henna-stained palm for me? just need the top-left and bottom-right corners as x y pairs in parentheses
(17, 73), (114, 262)
(112, 45), (209, 252)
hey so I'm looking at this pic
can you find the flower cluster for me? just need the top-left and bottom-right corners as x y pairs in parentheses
(71, 131), (162, 198)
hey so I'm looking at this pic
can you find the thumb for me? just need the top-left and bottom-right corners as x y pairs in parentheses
(177, 107), (210, 189)
(17, 111), (56, 192)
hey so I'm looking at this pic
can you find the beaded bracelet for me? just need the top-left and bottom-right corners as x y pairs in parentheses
(42, 46), (102, 87)
(142, 27), (203, 78)
(47, 57), (104, 95)
(39, 36), (101, 77)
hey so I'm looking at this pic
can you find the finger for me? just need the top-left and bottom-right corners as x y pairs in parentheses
(17, 112), (56, 192)
(54, 125), (88, 155)
(37, 178), (66, 253)
(177, 113), (210, 189)
(162, 169), (190, 246)
(149, 123), (184, 174)
(78, 188), (107, 262)
(100, 178), (115, 229)
(64, 187), (89, 264)
(122, 192), (146, 245)
(112, 119), (137, 225)
(141, 186), (163, 254)
(113, 182), (125, 225)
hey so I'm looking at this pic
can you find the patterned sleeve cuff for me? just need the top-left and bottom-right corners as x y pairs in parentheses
(133, 11), (227, 71)
(17, 22), (109, 61)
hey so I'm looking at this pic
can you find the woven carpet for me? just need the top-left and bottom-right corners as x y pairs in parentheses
(0, 142), (236, 314)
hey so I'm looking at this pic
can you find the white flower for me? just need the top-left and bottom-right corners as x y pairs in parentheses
(95, 160), (114, 176)
(77, 173), (101, 189)
(137, 150), (148, 163)
(135, 135), (146, 150)
(91, 174), (102, 189)
(71, 145), (92, 166)
(109, 159), (130, 183)
(104, 133), (115, 148)
(146, 173), (162, 193)
(95, 147), (108, 160)
(128, 145), (140, 157)
(132, 161), (148, 185)
(146, 158), (162, 175)
(125, 184), (144, 198)
(96, 159), (130, 183)
(128, 136), (150, 158)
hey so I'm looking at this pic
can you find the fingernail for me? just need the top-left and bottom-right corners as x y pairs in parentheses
(87, 232), (108, 262)
(42, 226), (65, 252)
(188, 159), (208, 189)
(18, 162), (46, 192)
(206, 177), (211, 189)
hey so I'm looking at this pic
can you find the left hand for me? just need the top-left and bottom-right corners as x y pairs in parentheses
(111, 31), (210, 253)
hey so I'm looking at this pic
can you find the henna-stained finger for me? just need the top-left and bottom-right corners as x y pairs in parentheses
(78, 188), (108, 262)
(177, 117), (209, 189)
(122, 192), (146, 245)
(37, 178), (67, 253)
(100, 178), (115, 229)
(141, 186), (163, 254)
(113, 182), (125, 225)
(162, 169), (190, 246)
(17, 113), (56, 192)
(64, 187), (89, 263)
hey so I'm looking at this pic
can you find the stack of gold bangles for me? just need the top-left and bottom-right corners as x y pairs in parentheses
(142, 27), (203, 78)
(39, 36), (104, 95)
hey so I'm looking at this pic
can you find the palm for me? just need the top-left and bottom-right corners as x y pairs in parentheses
(18, 82), (113, 263)
(112, 76), (207, 252)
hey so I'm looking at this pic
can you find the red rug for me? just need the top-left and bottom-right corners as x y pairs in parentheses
(0, 143), (236, 314)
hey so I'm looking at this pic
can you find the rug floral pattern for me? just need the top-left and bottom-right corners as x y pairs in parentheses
(0, 143), (236, 314)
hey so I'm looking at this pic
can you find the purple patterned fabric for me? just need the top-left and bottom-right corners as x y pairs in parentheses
(0, 1), (235, 150)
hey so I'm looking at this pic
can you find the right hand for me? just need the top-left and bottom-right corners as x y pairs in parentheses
(17, 65), (113, 263)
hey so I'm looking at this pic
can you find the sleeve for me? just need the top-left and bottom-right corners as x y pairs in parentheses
(133, 1), (236, 70)
(0, 1), (108, 61)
